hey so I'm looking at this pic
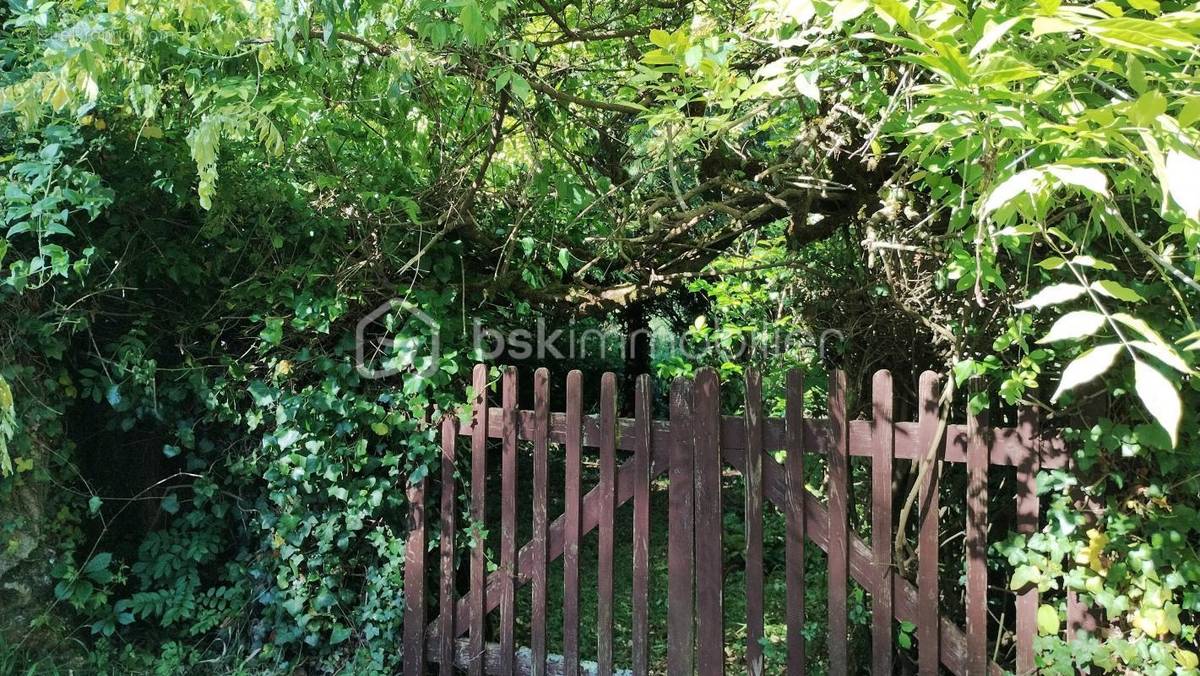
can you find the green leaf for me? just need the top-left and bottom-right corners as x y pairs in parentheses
(1037, 604), (1060, 635)
(1112, 312), (1167, 343)
(1133, 359), (1181, 446)
(508, 74), (531, 101)
(277, 428), (301, 449)
(793, 71), (820, 101)
(1016, 283), (1086, 309)
(1010, 564), (1040, 591)
(649, 29), (673, 49)
(330, 625), (352, 645)
(873, 0), (915, 32)
(1037, 310), (1106, 343)
(1178, 97), (1200, 127)
(971, 17), (1022, 57)
(982, 168), (1042, 215)
(260, 317), (284, 346)
(1045, 166), (1108, 196)
(459, 0), (487, 46)
(1071, 255), (1117, 270)
(1052, 343), (1122, 401)
(1129, 91), (1167, 125)
(371, 422), (390, 436)
(1090, 280), (1144, 302)
(832, 0), (869, 24)
(1087, 17), (1196, 52)
(1128, 340), (1190, 373)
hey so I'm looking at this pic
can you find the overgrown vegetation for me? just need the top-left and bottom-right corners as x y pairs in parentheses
(1, 0), (1198, 672)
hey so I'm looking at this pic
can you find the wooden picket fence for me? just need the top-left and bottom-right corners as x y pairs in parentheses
(399, 364), (1084, 675)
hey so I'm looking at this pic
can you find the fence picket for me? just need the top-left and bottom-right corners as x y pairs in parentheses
(531, 368), (550, 676)
(785, 370), (807, 675)
(597, 373), (617, 674)
(631, 375), (652, 676)
(564, 371), (583, 676)
(470, 363), (490, 676)
(667, 377), (695, 676)
(403, 471), (426, 676)
(438, 416), (458, 676)
(693, 368), (724, 676)
(917, 371), (943, 676)
(871, 370), (894, 676)
(1015, 404), (1041, 674)
(744, 370), (765, 676)
(828, 369), (850, 676)
(966, 377), (989, 675)
(500, 368), (519, 675)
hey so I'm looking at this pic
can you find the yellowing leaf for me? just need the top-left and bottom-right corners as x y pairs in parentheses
(1037, 604), (1060, 635)
(49, 84), (70, 111)
(1177, 650), (1199, 670)
(1133, 359), (1181, 446)
(1037, 310), (1106, 343)
(1052, 343), (1122, 401)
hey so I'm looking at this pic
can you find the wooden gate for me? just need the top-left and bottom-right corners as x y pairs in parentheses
(399, 364), (1083, 675)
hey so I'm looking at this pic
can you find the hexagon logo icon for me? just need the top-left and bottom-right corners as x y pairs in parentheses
(355, 298), (441, 380)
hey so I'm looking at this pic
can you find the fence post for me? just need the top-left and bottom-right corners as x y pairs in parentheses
(1015, 403), (1041, 674)
(438, 416), (458, 676)
(917, 371), (944, 675)
(693, 368), (724, 675)
(871, 370), (894, 676)
(631, 375), (652, 676)
(744, 370), (765, 676)
(563, 370), (583, 676)
(785, 370), (807, 675)
(827, 370), (850, 676)
(597, 373), (618, 674)
(469, 363), (489, 676)
(499, 367), (518, 676)
(403, 467), (427, 676)
(667, 377), (695, 675)
(531, 368), (550, 676)
(966, 377), (989, 675)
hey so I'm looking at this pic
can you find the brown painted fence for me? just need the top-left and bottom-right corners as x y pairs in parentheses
(399, 365), (1085, 675)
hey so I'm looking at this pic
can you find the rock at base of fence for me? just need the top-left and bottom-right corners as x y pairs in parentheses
(424, 638), (632, 676)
